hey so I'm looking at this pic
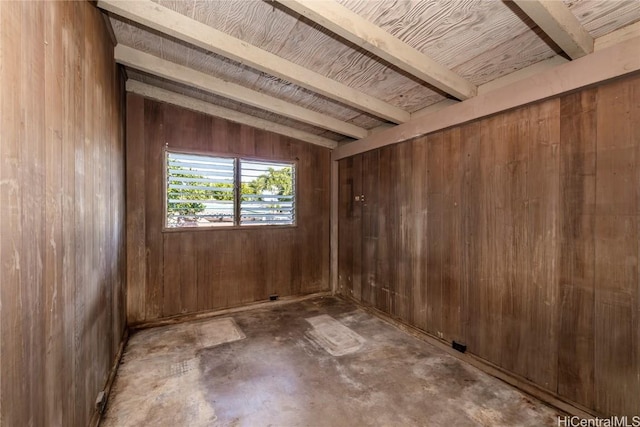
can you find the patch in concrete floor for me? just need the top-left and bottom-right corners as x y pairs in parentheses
(197, 317), (245, 348)
(168, 357), (198, 377)
(305, 314), (365, 356)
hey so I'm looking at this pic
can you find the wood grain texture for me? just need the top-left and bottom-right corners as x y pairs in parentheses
(595, 20), (640, 51)
(107, 0), (640, 144)
(333, 36), (640, 160)
(558, 88), (597, 408)
(566, 0), (640, 38)
(337, 156), (361, 299)
(277, 0), (477, 100)
(126, 94), (147, 322)
(522, 100), (560, 390)
(407, 137), (428, 331)
(109, 16), (388, 131)
(126, 80), (338, 148)
(360, 150), (379, 309)
(114, 45), (369, 139)
(126, 99), (331, 323)
(98, 0), (409, 123)
(512, 0), (593, 59)
(126, 70), (349, 142)
(108, 0), (640, 135)
(425, 132), (444, 337)
(337, 73), (640, 417)
(0, 2), (126, 426)
(440, 128), (463, 343)
(144, 98), (165, 320)
(593, 75), (640, 417)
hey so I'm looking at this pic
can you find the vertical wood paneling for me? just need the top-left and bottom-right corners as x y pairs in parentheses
(441, 128), (462, 342)
(409, 138), (428, 330)
(338, 73), (640, 417)
(18, 3), (46, 425)
(593, 76), (640, 417)
(0, 2), (125, 426)
(459, 122), (481, 351)
(523, 100), (560, 390)
(126, 94), (146, 322)
(375, 146), (394, 314)
(496, 107), (528, 376)
(392, 141), (412, 321)
(80, 10), (95, 421)
(558, 88), (597, 408)
(1, 2), (27, 424)
(44, 3), (64, 425)
(425, 133), (444, 336)
(127, 100), (331, 322)
(63, 4), (84, 423)
(338, 156), (362, 299)
(145, 99), (165, 319)
(478, 113), (503, 366)
(361, 150), (379, 308)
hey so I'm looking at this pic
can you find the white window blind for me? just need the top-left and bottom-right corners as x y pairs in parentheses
(240, 160), (295, 225)
(166, 152), (235, 228)
(165, 151), (295, 228)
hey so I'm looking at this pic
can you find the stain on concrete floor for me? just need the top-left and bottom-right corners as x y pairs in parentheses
(101, 296), (562, 427)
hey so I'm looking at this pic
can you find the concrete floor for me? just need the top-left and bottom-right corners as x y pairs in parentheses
(102, 296), (561, 427)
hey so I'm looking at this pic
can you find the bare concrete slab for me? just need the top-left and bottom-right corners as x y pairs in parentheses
(101, 296), (562, 426)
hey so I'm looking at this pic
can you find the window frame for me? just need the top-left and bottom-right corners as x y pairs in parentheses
(163, 147), (298, 232)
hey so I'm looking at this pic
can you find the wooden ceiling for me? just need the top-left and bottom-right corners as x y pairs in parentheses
(99, 0), (640, 149)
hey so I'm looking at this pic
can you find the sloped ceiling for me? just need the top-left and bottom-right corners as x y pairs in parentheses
(100, 0), (640, 147)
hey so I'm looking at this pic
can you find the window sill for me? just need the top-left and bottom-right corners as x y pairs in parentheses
(162, 223), (298, 233)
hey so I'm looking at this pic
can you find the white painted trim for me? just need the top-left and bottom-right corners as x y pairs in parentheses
(126, 80), (338, 149)
(98, 0), (409, 124)
(276, 0), (477, 100)
(115, 45), (369, 139)
(512, 0), (593, 59)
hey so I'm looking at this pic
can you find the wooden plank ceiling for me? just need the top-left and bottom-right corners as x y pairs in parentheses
(99, 0), (640, 148)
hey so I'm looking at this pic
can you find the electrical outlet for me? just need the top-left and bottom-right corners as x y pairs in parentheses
(452, 341), (467, 353)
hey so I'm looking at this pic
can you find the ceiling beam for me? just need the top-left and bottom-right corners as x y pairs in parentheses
(126, 80), (338, 149)
(332, 35), (640, 160)
(114, 45), (369, 139)
(511, 0), (593, 59)
(98, 0), (409, 124)
(276, 0), (477, 101)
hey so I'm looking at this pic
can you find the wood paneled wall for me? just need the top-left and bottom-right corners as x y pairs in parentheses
(126, 96), (331, 323)
(0, 2), (125, 426)
(338, 73), (640, 417)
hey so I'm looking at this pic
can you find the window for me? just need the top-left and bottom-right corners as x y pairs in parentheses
(240, 159), (295, 225)
(166, 150), (295, 228)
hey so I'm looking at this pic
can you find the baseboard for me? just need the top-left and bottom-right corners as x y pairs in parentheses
(89, 327), (130, 427)
(339, 293), (598, 420)
(130, 291), (333, 331)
